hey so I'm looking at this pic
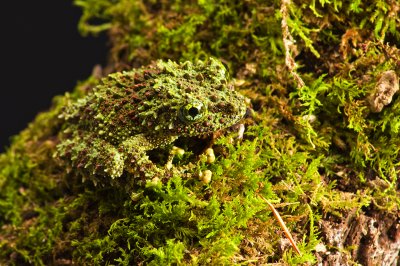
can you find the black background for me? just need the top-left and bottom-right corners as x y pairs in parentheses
(0, 1), (108, 152)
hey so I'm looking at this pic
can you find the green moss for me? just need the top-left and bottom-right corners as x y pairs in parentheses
(1, 0), (400, 265)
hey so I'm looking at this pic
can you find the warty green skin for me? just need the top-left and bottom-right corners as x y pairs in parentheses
(56, 58), (246, 182)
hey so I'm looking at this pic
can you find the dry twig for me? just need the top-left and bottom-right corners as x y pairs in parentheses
(258, 194), (302, 256)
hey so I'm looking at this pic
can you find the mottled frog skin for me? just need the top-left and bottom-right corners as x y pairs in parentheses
(56, 58), (246, 181)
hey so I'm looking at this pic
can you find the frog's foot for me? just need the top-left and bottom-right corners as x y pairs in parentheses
(120, 134), (178, 179)
(165, 146), (186, 170)
(124, 152), (165, 179)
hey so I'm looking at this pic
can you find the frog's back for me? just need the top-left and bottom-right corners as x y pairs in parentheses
(59, 58), (246, 145)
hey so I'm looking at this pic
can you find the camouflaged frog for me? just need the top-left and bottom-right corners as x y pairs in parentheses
(56, 58), (246, 181)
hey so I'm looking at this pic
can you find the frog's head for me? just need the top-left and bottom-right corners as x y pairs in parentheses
(137, 58), (247, 137)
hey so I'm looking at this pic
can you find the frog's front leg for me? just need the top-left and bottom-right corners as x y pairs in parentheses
(57, 132), (125, 178)
(119, 134), (178, 178)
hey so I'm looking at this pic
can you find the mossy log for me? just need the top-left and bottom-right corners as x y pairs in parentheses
(1, 1), (399, 265)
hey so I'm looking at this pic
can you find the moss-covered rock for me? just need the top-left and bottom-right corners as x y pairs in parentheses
(1, 0), (399, 265)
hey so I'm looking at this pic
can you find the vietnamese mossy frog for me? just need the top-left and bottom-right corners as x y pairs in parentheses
(56, 58), (246, 182)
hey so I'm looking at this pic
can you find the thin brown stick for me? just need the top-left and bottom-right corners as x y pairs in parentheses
(281, 0), (305, 88)
(258, 194), (302, 256)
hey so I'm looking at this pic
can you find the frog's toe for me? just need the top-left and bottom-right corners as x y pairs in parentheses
(104, 152), (124, 178)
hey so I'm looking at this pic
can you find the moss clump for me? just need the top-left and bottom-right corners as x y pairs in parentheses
(1, 0), (400, 265)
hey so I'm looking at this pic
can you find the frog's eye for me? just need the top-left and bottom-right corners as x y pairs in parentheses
(179, 100), (207, 123)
